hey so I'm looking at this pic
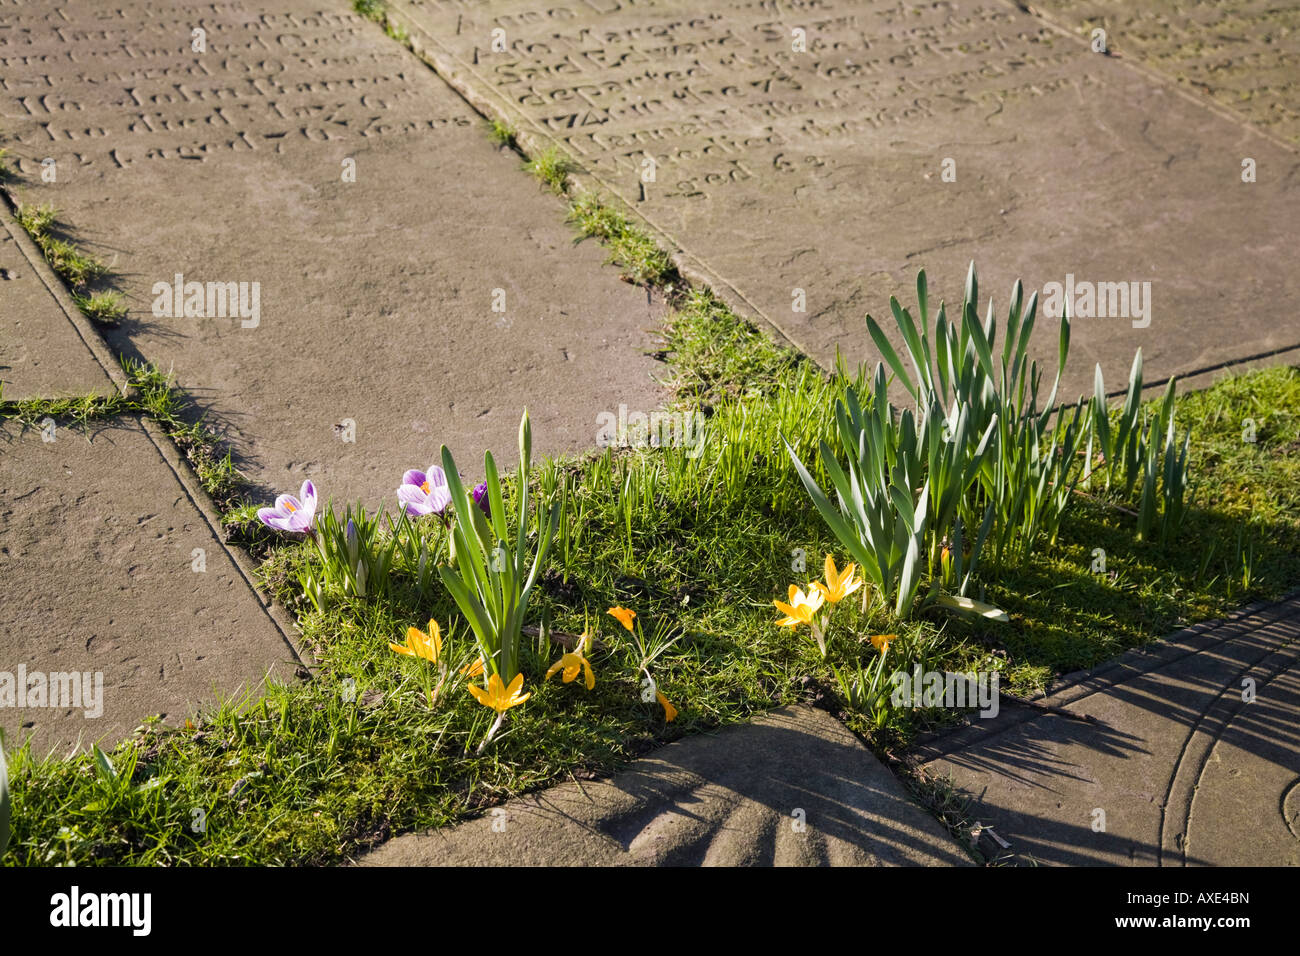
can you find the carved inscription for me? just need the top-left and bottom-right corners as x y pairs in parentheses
(0, 1), (474, 171)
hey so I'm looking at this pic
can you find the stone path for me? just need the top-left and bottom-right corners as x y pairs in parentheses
(356, 705), (971, 866)
(2, 0), (1297, 866)
(0, 0), (666, 507)
(0, 212), (117, 400)
(0, 412), (299, 755)
(914, 593), (1300, 866)
(2, 192), (301, 753)
(388, 0), (1300, 399)
(0, 0), (665, 751)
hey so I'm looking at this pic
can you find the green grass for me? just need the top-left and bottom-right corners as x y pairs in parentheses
(15, 202), (108, 290)
(14, 200), (55, 236)
(71, 290), (128, 326)
(487, 119), (517, 150)
(525, 147), (573, 196)
(567, 191), (674, 287)
(4, 358), (1297, 866)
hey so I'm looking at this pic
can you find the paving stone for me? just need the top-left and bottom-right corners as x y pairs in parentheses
(0, 210), (118, 400)
(914, 594), (1300, 866)
(355, 704), (972, 866)
(389, 0), (1300, 401)
(0, 416), (298, 754)
(0, 0), (666, 508)
(1032, 0), (1300, 146)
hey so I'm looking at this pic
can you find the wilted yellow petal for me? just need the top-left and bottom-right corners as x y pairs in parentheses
(870, 633), (897, 653)
(608, 607), (636, 631)
(657, 691), (678, 722)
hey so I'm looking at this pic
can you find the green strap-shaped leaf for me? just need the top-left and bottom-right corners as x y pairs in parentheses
(895, 478), (929, 617)
(484, 452), (508, 543)
(865, 313), (918, 402)
(964, 260), (978, 319)
(785, 436), (881, 586)
(437, 565), (494, 656)
(890, 296), (932, 396)
(964, 300), (996, 382)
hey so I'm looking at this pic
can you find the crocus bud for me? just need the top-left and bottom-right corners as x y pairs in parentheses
(345, 518), (360, 566)
(519, 409), (532, 468)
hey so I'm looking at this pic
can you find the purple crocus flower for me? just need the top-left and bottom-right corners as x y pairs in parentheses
(257, 480), (318, 534)
(472, 481), (491, 517)
(397, 467), (451, 517)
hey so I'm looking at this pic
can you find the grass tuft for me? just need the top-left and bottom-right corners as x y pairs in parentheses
(488, 119), (517, 150)
(72, 290), (127, 326)
(567, 192), (673, 286)
(525, 147), (573, 195)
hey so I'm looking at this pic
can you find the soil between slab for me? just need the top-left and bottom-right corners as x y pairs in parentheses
(388, 0), (1300, 401)
(354, 704), (972, 867)
(0, 0), (667, 508)
(0, 415), (297, 754)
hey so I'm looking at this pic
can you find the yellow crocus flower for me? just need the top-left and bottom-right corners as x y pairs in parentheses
(545, 632), (595, 690)
(390, 620), (442, 662)
(468, 672), (531, 714)
(814, 556), (863, 604)
(773, 584), (825, 627)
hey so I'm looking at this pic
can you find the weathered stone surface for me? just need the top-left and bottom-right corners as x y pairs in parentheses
(390, 0), (1300, 401)
(0, 210), (119, 400)
(356, 704), (971, 866)
(1033, 0), (1300, 146)
(915, 594), (1300, 866)
(0, 0), (665, 508)
(0, 416), (297, 754)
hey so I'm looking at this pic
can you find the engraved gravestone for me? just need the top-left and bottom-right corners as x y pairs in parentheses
(0, 0), (665, 505)
(1031, 0), (1300, 146)
(390, 0), (1300, 399)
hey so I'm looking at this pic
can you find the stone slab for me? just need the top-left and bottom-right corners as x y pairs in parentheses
(356, 704), (972, 866)
(1031, 0), (1300, 146)
(915, 594), (1300, 866)
(0, 0), (666, 509)
(0, 415), (297, 755)
(0, 209), (118, 401)
(389, 0), (1300, 402)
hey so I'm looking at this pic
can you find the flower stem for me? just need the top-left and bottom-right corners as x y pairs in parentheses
(477, 712), (506, 755)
